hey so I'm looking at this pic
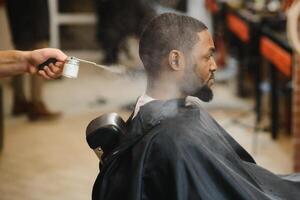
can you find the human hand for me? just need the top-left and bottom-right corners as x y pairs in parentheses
(26, 48), (67, 79)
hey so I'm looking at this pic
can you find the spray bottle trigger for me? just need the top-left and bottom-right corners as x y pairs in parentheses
(38, 58), (58, 70)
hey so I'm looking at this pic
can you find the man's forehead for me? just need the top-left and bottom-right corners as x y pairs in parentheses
(196, 30), (215, 49)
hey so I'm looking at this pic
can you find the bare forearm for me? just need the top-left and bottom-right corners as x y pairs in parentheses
(0, 50), (30, 77)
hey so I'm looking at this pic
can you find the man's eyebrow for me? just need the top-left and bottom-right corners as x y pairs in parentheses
(204, 47), (215, 56)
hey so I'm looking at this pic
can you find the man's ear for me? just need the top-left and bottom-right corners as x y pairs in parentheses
(168, 50), (185, 71)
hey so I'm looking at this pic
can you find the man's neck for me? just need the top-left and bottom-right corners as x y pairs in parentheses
(146, 79), (183, 100)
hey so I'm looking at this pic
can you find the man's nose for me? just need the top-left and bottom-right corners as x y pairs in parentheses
(209, 69), (216, 76)
(210, 58), (217, 72)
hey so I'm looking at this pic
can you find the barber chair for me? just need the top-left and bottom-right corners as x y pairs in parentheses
(86, 113), (126, 160)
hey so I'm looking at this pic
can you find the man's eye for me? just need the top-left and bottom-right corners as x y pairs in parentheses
(204, 53), (214, 60)
(207, 54), (213, 59)
(210, 53), (216, 59)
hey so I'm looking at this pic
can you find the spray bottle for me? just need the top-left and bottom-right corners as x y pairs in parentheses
(38, 56), (125, 78)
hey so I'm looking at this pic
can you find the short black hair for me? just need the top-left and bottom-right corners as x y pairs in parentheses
(139, 13), (208, 78)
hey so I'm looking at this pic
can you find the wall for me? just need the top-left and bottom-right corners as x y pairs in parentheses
(187, 0), (213, 34)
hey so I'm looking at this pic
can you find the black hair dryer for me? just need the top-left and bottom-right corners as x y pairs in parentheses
(86, 113), (126, 160)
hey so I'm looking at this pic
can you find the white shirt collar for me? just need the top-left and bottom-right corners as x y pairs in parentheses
(132, 94), (155, 119)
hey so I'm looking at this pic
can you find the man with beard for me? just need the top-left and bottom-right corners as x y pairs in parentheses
(92, 13), (300, 200)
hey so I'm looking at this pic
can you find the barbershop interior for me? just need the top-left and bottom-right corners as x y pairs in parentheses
(0, 0), (300, 199)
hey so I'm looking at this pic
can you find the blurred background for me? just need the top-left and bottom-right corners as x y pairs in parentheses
(0, 0), (299, 199)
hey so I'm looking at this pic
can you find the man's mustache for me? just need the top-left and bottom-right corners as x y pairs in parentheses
(206, 73), (215, 84)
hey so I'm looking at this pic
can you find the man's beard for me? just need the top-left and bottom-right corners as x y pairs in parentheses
(182, 64), (214, 102)
(192, 84), (213, 102)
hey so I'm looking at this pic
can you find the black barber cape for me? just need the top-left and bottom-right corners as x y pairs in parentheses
(92, 97), (300, 200)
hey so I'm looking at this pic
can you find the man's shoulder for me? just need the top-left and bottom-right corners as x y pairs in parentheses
(142, 112), (201, 151)
(131, 97), (218, 151)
